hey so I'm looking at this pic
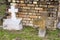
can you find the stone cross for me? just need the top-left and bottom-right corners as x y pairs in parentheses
(8, 3), (18, 19)
(3, 3), (23, 30)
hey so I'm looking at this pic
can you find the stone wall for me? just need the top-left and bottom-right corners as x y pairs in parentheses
(6, 0), (58, 29)
(58, 1), (60, 17)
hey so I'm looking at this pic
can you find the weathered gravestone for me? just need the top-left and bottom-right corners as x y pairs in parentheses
(57, 22), (60, 29)
(57, 12), (60, 29)
(3, 3), (23, 30)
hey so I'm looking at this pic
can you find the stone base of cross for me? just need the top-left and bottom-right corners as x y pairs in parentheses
(3, 19), (23, 30)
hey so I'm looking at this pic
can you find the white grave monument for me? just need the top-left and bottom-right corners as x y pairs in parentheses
(57, 22), (60, 29)
(38, 29), (46, 37)
(3, 3), (23, 30)
(57, 12), (60, 29)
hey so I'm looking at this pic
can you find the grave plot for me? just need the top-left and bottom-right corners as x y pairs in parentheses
(4, 0), (59, 37)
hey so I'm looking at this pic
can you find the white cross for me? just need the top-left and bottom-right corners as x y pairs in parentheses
(8, 3), (18, 19)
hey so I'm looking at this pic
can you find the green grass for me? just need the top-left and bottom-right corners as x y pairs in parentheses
(0, 26), (60, 40)
(0, 0), (60, 40)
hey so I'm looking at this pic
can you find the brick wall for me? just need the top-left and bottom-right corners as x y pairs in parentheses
(6, 0), (58, 29)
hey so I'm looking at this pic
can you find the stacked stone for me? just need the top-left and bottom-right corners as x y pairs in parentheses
(46, 0), (59, 30)
(7, 0), (58, 29)
(57, 0), (60, 29)
(15, 0), (48, 26)
(58, 0), (60, 17)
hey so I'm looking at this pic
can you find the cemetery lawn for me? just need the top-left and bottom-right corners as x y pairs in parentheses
(0, 26), (60, 40)
(0, 0), (60, 40)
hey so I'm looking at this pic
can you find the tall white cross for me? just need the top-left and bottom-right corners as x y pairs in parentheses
(8, 3), (18, 19)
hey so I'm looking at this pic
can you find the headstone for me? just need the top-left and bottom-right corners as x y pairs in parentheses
(57, 22), (60, 29)
(38, 18), (46, 37)
(3, 3), (23, 30)
(38, 29), (46, 37)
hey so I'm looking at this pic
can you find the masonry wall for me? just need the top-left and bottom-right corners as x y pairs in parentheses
(6, 0), (59, 29)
